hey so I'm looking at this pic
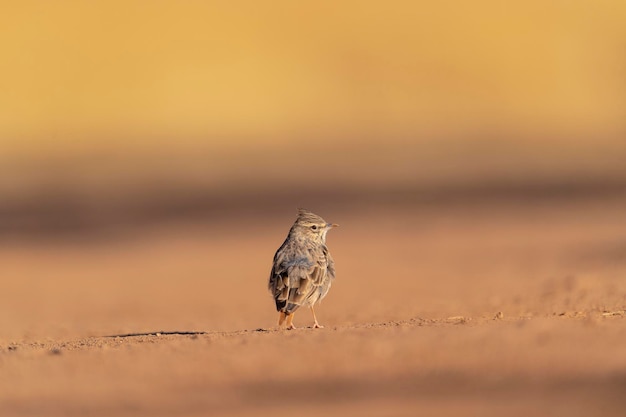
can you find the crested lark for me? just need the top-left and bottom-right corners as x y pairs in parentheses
(268, 209), (338, 329)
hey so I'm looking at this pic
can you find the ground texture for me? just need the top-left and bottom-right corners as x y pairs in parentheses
(2, 197), (626, 416)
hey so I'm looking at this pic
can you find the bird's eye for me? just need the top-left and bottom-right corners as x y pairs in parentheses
(311, 225), (318, 230)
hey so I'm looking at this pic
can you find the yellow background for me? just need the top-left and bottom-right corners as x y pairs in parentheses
(1, 1), (625, 194)
(2, 1), (625, 146)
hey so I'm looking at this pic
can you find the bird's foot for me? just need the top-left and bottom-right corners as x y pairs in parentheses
(284, 313), (296, 330)
(278, 312), (287, 326)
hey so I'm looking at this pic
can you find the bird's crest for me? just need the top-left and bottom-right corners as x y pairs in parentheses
(296, 208), (327, 225)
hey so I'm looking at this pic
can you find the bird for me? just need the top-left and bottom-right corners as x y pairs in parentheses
(268, 209), (338, 329)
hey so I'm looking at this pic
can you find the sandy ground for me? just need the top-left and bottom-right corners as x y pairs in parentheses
(1, 196), (626, 416)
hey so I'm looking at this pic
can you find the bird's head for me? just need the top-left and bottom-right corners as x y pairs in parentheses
(292, 208), (338, 242)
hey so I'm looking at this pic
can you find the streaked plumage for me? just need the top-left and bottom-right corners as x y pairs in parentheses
(268, 209), (338, 329)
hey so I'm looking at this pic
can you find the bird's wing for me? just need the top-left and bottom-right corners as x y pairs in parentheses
(316, 246), (335, 301)
(269, 243), (333, 313)
(323, 245), (335, 281)
(269, 240), (302, 311)
(282, 262), (323, 312)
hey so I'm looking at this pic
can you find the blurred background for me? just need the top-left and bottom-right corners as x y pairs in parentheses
(1, 1), (626, 338)
(3, 4), (626, 415)
(1, 0), (625, 240)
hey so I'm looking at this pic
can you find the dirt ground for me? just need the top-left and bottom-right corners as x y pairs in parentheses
(1, 196), (626, 416)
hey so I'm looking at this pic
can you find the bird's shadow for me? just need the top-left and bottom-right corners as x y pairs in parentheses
(102, 328), (272, 338)
(102, 330), (208, 338)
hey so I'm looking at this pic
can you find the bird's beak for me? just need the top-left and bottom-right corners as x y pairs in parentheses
(327, 223), (339, 229)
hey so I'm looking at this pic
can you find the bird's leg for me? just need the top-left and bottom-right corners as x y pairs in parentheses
(311, 306), (324, 329)
(285, 312), (296, 330)
(278, 311), (287, 326)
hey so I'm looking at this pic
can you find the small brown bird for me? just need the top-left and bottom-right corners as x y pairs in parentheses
(268, 209), (338, 329)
